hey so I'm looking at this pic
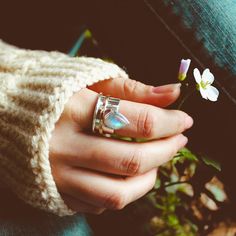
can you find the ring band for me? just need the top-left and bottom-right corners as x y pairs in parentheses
(92, 94), (129, 137)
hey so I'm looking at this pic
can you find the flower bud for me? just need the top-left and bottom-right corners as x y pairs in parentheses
(178, 59), (191, 81)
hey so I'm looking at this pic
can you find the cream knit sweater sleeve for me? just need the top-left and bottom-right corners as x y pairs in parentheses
(0, 40), (128, 216)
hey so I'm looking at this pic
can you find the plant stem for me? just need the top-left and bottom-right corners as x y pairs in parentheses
(164, 180), (190, 188)
(177, 87), (196, 109)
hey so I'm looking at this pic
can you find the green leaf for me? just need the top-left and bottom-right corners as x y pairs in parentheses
(154, 178), (161, 190)
(201, 156), (221, 171)
(167, 214), (179, 226)
(207, 185), (226, 202)
(178, 148), (198, 162)
(155, 203), (165, 210)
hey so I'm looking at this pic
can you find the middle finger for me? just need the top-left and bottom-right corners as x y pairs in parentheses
(68, 89), (193, 140)
(117, 100), (193, 139)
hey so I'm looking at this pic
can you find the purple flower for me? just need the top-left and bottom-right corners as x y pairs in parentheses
(178, 59), (191, 81)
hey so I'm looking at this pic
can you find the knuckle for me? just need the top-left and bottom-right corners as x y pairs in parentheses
(103, 189), (127, 210)
(138, 107), (155, 138)
(67, 96), (83, 125)
(147, 172), (158, 192)
(149, 180), (157, 192)
(122, 148), (143, 176)
(69, 102), (79, 124)
(175, 111), (186, 133)
(169, 140), (179, 157)
(123, 79), (140, 97)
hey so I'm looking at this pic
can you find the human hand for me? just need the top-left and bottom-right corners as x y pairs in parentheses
(49, 77), (193, 215)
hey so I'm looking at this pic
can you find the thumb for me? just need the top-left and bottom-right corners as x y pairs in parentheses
(88, 77), (181, 107)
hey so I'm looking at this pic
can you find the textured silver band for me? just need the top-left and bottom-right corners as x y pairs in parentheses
(92, 94), (129, 137)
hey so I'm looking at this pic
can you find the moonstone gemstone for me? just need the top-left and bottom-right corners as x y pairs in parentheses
(104, 111), (129, 130)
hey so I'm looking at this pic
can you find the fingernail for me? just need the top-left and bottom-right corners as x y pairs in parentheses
(152, 83), (181, 94)
(185, 115), (194, 129)
(179, 134), (188, 147)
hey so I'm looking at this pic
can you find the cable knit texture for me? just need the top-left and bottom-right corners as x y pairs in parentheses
(0, 40), (128, 216)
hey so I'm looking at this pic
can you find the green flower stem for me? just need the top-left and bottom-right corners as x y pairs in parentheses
(164, 180), (190, 188)
(177, 86), (196, 110)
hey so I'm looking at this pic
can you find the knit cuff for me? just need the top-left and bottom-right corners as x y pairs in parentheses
(0, 40), (128, 216)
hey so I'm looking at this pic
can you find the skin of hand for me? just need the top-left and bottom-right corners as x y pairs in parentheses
(49, 78), (193, 215)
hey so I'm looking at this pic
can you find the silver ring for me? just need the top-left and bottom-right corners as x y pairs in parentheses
(92, 94), (130, 136)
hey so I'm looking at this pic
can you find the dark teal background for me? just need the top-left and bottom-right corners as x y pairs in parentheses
(0, 189), (93, 236)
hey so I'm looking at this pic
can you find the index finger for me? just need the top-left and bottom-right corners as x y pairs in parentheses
(89, 77), (181, 107)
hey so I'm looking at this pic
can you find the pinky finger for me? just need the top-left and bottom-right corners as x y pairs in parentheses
(61, 193), (106, 215)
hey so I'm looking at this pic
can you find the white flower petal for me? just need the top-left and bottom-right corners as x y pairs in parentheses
(200, 87), (208, 100)
(205, 86), (219, 102)
(193, 68), (201, 84)
(202, 69), (214, 84)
